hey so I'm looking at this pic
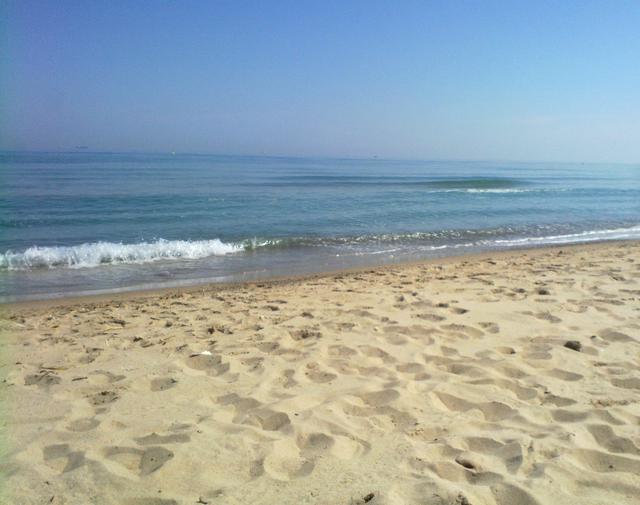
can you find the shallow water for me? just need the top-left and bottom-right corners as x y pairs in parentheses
(1, 152), (638, 301)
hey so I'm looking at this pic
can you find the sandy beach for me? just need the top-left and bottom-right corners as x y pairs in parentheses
(2, 241), (639, 505)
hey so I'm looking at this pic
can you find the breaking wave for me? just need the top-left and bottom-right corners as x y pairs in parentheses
(0, 238), (246, 270)
(2, 224), (639, 271)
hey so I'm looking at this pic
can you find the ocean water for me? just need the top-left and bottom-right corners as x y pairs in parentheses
(1, 152), (639, 302)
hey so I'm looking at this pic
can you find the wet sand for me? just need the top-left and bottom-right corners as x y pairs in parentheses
(2, 241), (640, 505)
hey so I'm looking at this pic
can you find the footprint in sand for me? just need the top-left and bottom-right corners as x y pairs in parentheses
(289, 328), (322, 341)
(249, 410), (292, 431)
(358, 345), (396, 363)
(547, 368), (584, 382)
(611, 377), (640, 389)
(24, 370), (61, 387)
(43, 444), (85, 473)
(570, 448), (640, 474)
(66, 417), (101, 432)
(414, 312), (446, 322)
(543, 394), (577, 407)
(267, 430), (359, 481)
(88, 390), (119, 406)
(354, 365), (395, 380)
(384, 334), (409, 345)
(434, 392), (515, 422)
(134, 432), (191, 445)
(256, 341), (279, 352)
(358, 389), (400, 406)
(216, 393), (263, 421)
(428, 457), (504, 486)
(104, 446), (174, 475)
(304, 362), (337, 383)
(533, 311), (562, 323)
(469, 378), (537, 401)
(78, 346), (103, 364)
(441, 324), (484, 338)
(263, 452), (314, 481)
(438, 346), (459, 357)
(396, 362), (424, 374)
(150, 377), (177, 392)
(551, 409), (590, 422)
(478, 322), (500, 334)
(89, 370), (126, 384)
(327, 344), (357, 358)
(599, 329), (636, 343)
(296, 432), (335, 459)
(492, 483), (539, 505)
(522, 344), (552, 360)
(587, 425), (640, 455)
(240, 356), (264, 373)
(280, 369), (297, 388)
(185, 353), (230, 376)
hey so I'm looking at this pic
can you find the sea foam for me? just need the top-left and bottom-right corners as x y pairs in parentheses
(2, 225), (639, 272)
(0, 238), (245, 270)
(486, 225), (640, 246)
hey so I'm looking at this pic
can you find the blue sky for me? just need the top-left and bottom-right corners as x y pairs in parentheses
(1, 1), (639, 161)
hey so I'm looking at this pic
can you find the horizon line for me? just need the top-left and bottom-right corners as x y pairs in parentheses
(1, 149), (638, 167)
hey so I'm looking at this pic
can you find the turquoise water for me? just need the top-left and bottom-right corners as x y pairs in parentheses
(1, 152), (639, 301)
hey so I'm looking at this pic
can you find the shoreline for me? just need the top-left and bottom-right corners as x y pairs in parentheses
(4, 238), (638, 311)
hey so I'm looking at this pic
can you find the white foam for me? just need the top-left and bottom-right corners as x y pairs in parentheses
(0, 238), (243, 270)
(2, 224), (639, 272)
(437, 188), (567, 194)
(332, 225), (640, 257)
(485, 225), (640, 247)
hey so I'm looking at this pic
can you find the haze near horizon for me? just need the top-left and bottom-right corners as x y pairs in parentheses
(1, 0), (639, 162)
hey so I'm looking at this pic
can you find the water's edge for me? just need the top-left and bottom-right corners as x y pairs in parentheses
(3, 239), (637, 306)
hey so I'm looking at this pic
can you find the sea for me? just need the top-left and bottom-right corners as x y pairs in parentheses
(1, 152), (638, 302)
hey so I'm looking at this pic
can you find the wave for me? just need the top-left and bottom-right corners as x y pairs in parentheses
(2, 224), (639, 271)
(261, 176), (536, 190)
(259, 180), (567, 194)
(0, 238), (246, 271)
(483, 225), (640, 247)
(426, 177), (526, 189)
(438, 188), (565, 194)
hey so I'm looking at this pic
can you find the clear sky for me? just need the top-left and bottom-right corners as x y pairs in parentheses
(1, 1), (639, 162)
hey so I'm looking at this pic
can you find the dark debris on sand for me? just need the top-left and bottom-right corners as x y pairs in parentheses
(563, 340), (582, 352)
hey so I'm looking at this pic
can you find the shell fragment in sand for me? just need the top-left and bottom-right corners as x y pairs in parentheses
(189, 350), (212, 357)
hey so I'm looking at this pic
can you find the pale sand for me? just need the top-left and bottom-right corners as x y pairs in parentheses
(1, 242), (640, 505)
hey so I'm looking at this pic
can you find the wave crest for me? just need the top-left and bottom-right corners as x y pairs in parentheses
(2, 224), (639, 272)
(0, 238), (245, 270)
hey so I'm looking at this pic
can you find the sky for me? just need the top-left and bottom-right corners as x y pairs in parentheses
(1, 1), (639, 162)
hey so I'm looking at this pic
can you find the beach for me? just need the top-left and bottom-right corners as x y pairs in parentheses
(2, 241), (640, 505)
